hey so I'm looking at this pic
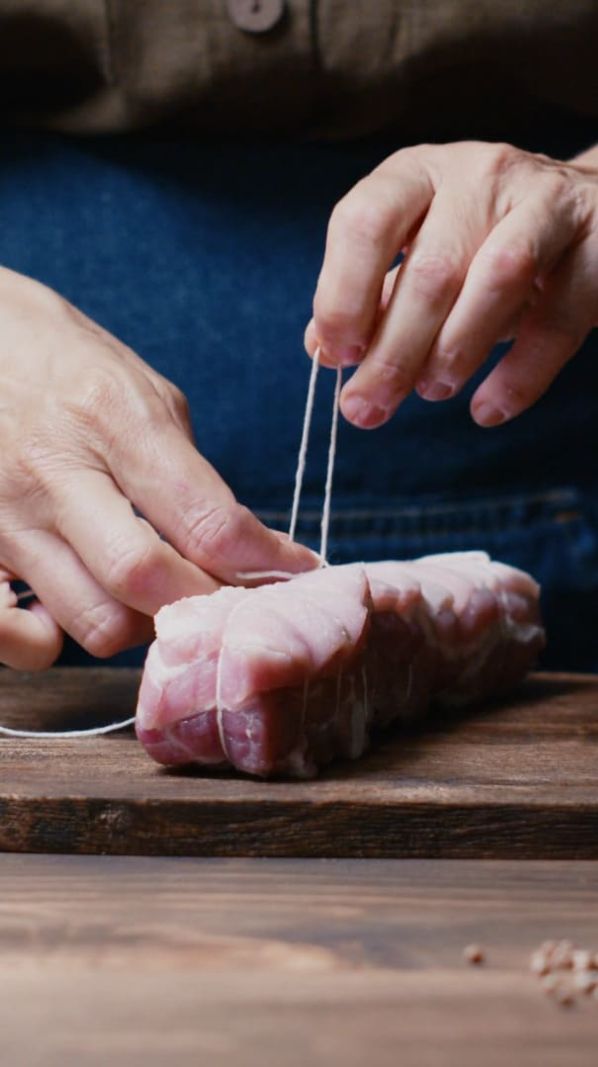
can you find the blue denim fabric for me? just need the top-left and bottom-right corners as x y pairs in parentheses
(0, 131), (596, 670)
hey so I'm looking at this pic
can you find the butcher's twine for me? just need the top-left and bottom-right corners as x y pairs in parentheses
(289, 345), (342, 565)
(0, 585), (136, 737)
(0, 718), (136, 739)
(0, 344), (341, 740)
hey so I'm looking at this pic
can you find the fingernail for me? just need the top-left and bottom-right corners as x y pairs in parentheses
(342, 394), (389, 429)
(322, 343), (364, 367)
(472, 402), (508, 427)
(417, 379), (455, 402)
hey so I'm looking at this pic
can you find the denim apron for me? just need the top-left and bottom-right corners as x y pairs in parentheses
(0, 129), (596, 670)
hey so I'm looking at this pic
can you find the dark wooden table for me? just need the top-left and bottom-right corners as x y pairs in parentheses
(0, 856), (597, 1066)
(1, 668), (597, 1063)
(0, 668), (597, 856)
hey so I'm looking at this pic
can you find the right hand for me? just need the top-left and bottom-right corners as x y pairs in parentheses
(305, 140), (598, 429)
(0, 268), (315, 670)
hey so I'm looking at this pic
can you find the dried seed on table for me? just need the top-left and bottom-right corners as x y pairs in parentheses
(541, 975), (560, 996)
(572, 949), (593, 971)
(540, 940), (558, 957)
(556, 988), (575, 1007)
(573, 971), (595, 995)
(530, 950), (550, 976)
(463, 944), (485, 965)
(551, 941), (574, 970)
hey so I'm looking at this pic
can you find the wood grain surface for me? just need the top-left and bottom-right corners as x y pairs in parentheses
(0, 856), (597, 1067)
(0, 668), (597, 857)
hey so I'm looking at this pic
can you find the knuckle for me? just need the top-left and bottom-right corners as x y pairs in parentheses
(480, 243), (537, 290)
(368, 357), (414, 395)
(479, 141), (520, 181)
(153, 374), (190, 419)
(11, 435), (49, 483)
(330, 187), (391, 248)
(72, 601), (130, 658)
(168, 384), (192, 431)
(5, 270), (66, 320)
(10, 433), (62, 500)
(408, 253), (462, 303)
(169, 383), (190, 418)
(542, 167), (591, 230)
(105, 538), (164, 600)
(64, 369), (122, 435)
(388, 143), (430, 166)
(65, 367), (169, 447)
(182, 502), (245, 564)
(542, 169), (571, 204)
(430, 341), (467, 375)
(312, 292), (356, 341)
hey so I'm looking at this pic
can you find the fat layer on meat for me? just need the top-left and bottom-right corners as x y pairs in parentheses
(136, 552), (544, 778)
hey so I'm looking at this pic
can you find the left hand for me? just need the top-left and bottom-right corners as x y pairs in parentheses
(305, 140), (598, 428)
(0, 569), (62, 670)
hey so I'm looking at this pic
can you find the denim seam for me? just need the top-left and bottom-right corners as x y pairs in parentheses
(256, 486), (580, 525)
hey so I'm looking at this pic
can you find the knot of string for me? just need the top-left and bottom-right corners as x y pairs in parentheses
(289, 346), (342, 565)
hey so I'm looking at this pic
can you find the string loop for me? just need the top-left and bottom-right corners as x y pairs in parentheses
(289, 346), (342, 565)
(320, 365), (342, 565)
(288, 347), (320, 544)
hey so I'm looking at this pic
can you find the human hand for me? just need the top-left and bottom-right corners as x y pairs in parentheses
(306, 141), (598, 428)
(0, 268), (315, 669)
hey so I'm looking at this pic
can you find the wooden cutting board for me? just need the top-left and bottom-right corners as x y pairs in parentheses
(0, 668), (597, 858)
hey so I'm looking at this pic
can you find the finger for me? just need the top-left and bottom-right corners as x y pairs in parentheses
(304, 266), (402, 366)
(417, 188), (580, 399)
(471, 241), (597, 426)
(148, 373), (195, 440)
(52, 470), (221, 617)
(380, 264), (401, 311)
(12, 528), (155, 658)
(0, 599), (63, 670)
(109, 424), (319, 585)
(313, 152), (434, 365)
(340, 196), (472, 426)
(303, 318), (338, 368)
(0, 567), (17, 607)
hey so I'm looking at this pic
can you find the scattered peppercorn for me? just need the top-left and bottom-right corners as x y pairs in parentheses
(573, 971), (596, 995)
(463, 944), (485, 965)
(556, 987), (575, 1008)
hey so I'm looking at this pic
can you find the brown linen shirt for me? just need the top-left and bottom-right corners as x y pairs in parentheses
(0, 1), (596, 138)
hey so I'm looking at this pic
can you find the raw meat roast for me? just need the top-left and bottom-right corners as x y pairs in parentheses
(136, 552), (545, 778)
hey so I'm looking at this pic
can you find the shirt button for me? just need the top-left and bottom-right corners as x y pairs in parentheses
(226, 0), (286, 34)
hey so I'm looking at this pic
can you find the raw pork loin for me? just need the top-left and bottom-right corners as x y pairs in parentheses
(136, 552), (544, 778)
